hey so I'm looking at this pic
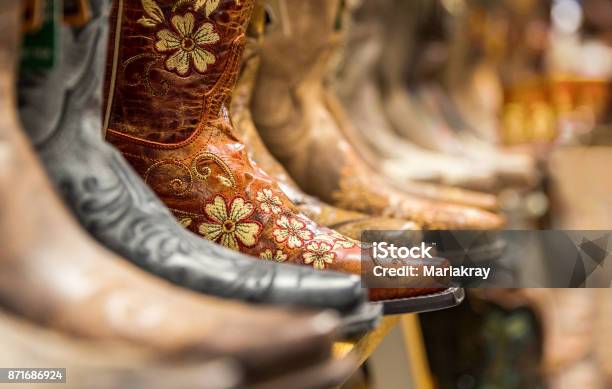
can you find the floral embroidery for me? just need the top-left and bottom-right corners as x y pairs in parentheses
(273, 216), (313, 249)
(199, 195), (261, 250)
(179, 217), (193, 228)
(190, 0), (221, 17)
(315, 230), (359, 250)
(172, 0), (222, 16)
(154, 12), (220, 76)
(139, 0), (224, 28)
(257, 189), (282, 215)
(138, 0), (166, 28)
(259, 249), (288, 263)
(303, 241), (336, 270)
(329, 230), (358, 249)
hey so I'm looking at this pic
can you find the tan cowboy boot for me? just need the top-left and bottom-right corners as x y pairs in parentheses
(1, 1), (339, 375)
(252, 0), (505, 229)
(0, 310), (242, 389)
(334, 0), (502, 198)
(1, 308), (358, 389)
(231, 4), (423, 240)
(326, 83), (499, 211)
(102, 0), (444, 301)
(379, 0), (537, 188)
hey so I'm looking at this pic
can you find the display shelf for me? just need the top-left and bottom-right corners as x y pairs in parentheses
(333, 316), (400, 372)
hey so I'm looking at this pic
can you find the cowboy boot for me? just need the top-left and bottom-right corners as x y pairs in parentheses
(334, 0), (501, 198)
(17, 0), (371, 321)
(1, 308), (357, 389)
(1, 1), (341, 376)
(102, 0), (448, 303)
(379, 0), (537, 188)
(0, 100), (339, 379)
(0, 310), (242, 389)
(415, 82), (539, 188)
(252, 0), (505, 230)
(231, 4), (424, 240)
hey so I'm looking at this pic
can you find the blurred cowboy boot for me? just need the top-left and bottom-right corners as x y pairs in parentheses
(416, 83), (539, 188)
(1, 308), (358, 389)
(334, 0), (501, 197)
(1, 2), (342, 376)
(0, 101), (340, 379)
(252, 0), (505, 230)
(0, 310), (242, 389)
(17, 0), (371, 322)
(102, 0), (446, 302)
(379, 0), (537, 188)
(231, 5), (424, 240)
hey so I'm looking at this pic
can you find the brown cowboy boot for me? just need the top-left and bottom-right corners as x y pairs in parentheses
(1, 1), (339, 375)
(333, 0), (502, 205)
(230, 4), (424, 240)
(379, 0), (537, 188)
(1, 307), (357, 389)
(102, 0), (445, 302)
(251, 0), (505, 229)
(0, 310), (242, 389)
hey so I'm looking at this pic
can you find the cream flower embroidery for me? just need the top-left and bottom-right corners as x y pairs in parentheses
(256, 189), (282, 215)
(303, 241), (336, 270)
(316, 230), (359, 250)
(329, 230), (358, 249)
(273, 216), (313, 249)
(259, 249), (288, 263)
(199, 195), (261, 250)
(154, 12), (220, 76)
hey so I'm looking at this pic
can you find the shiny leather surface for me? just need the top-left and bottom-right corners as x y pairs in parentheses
(18, 0), (367, 314)
(1, 7), (339, 374)
(99, 0), (443, 300)
(2, 103), (338, 377)
(252, 0), (505, 230)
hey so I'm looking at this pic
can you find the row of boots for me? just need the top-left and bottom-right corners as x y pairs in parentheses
(1, 0), (538, 387)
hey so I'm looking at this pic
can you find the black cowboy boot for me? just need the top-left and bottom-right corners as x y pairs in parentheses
(17, 0), (378, 331)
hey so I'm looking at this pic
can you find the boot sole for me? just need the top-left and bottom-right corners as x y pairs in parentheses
(381, 287), (465, 315)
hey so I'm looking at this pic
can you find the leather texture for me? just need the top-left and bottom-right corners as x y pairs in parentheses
(2, 1), (342, 376)
(18, 0), (368, 315)
(231, 11), (424, 241)
(0, 307), (357, 389)
(102, 0), (443, 300)
(0, 311), (241, 389)
(252, 0), (505, 230)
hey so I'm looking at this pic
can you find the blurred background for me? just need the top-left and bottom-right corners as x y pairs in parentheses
(341, 0), (611, 388)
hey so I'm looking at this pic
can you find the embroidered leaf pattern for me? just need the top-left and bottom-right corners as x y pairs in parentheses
(205, 0), (221, 17)
(142, 0), (165, 23)
(193, 0), (221, 17)
(179, 218), (193, 228)
(138, 17), (159, 28)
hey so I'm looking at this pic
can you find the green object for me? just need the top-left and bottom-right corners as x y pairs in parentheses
(21, 0), (61, 71)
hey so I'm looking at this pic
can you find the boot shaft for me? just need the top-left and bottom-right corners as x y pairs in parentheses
(103, 0), (254, 144)
(19, 0), (111, 146)
(258, 0), (341, 86)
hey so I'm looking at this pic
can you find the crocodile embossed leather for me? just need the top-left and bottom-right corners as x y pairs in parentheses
(103, 0), (447, 301)
(18, 0), (371, 316)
